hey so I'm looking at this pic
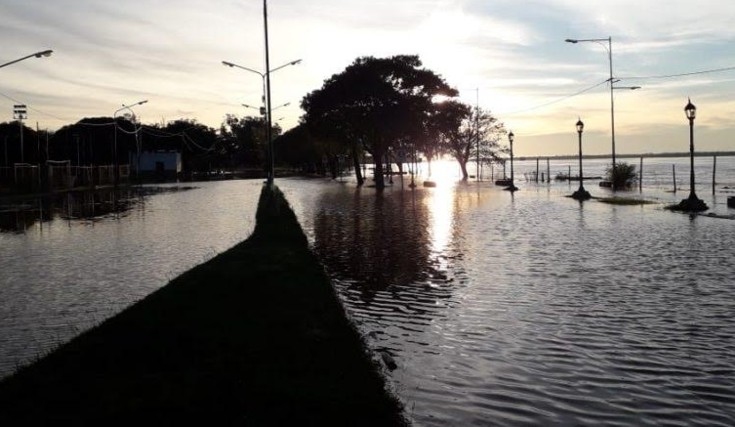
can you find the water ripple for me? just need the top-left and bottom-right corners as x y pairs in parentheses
(281, 178), (735, 426)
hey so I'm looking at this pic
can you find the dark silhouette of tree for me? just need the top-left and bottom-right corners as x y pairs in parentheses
(144, 119), (218, 177)
(50, 117), (135, 166)
(0, 122), (40, 166)
(302, 55), (457, 189)
(437, 105), (506, 180)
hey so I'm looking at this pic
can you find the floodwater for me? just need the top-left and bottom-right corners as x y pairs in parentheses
(1, 157), (734, 425)
(0, 180), (261, 378)
(279, 161), (735, 426)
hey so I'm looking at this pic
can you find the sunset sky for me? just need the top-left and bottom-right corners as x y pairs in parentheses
(1, 0), (734, 156)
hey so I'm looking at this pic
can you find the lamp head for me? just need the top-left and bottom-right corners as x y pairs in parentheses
(290, 59), (303, 66)
(684, 98), (696, 120)
(508, 131), (514, 143)
(576, 118), (584, 134)
(222, 61), (234, 67)
(565, 39), (578, 43)
(35, 50), (53, 58)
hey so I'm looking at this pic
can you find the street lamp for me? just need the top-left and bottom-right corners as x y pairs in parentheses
(0, 50), (53, 70)
(566, 37), (639, 190)
(505, 131), (518, 192)
(222, 58), (301, 183)
(2, 50), (52, 164)
(571, 118), (591, 201)
(677, 99), (708, 211)
(113, 100), (148, 185)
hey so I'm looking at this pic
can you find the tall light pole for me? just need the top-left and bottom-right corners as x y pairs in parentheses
(566, 37), (640, 190)
(678, 99), (708, 211)
(0, 50), (53, 70)
(572, 118), (591, 201)
(113, 100), (148, 186)
(222, 58), (301, 183)
(505, 131), (518, 192)
(2, 50), (52, 164)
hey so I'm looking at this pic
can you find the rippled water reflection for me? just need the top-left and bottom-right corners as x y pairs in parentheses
(280, 177), (735, 426)
(0, 180), (261, 378)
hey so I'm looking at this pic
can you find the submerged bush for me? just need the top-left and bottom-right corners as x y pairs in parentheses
(606, 162), (637, 189)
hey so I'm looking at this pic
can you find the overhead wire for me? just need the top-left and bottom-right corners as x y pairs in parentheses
(620, 65), (735, 80)
(499, 78), (610, 116)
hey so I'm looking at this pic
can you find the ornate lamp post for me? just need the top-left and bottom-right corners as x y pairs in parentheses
(677, 99), (708, 211)
(505, 131), (518, 192)
(571, 118), (591, 200)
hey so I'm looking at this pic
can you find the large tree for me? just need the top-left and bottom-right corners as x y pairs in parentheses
(437, 105), (506, 180)
(302, 55), (457, 189)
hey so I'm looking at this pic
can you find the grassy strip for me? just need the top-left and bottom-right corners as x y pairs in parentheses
(596, 196), (658, 206)
(0, 185), (407, 426)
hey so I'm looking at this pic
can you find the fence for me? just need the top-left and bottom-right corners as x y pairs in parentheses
(0, 163), (130, 195)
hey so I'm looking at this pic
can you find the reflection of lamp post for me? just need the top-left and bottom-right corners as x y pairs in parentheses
(571, 118), (591, 200)
(113, 100), (148, 185)
(505, 131), (518, 192)
(222, 58), (301, 183)
(677, 99), (708, 211)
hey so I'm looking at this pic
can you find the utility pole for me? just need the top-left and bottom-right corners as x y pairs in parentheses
(13, 104), (27, 163)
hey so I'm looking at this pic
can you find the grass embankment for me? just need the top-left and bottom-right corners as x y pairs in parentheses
(0, 185), (406, 426)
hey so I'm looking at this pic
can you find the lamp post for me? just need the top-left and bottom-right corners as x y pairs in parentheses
(2, 50), (52, 164)
(113, 100), (148, 186)
(222, 59), (301, 183)
(505, 131), (518, 192)
(677, 99), (708, 211)
(572, 118), (591, 200)
(566, 37), (639, 190)
(0, 50), (53, 70)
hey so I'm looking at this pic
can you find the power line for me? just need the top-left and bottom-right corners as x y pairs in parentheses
(499, 79), (609, 116)
(0, 90), (69, 121)
(620, 65), (735, 80)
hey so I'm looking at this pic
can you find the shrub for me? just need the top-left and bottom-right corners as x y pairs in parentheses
(606, 162), (637, 189)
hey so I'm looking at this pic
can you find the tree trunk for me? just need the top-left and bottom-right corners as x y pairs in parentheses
(460, 161), (469, 180)
(352, 147), (364, 186)
(328, 155), (338, 179)
(373, 152), (385, 189)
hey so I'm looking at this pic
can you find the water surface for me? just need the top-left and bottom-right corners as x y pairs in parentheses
(280, 175), (735, 426)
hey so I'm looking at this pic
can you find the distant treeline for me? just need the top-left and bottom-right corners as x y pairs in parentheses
(517, 151), (735, 161)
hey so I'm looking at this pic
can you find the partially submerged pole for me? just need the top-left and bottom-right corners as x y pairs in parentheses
(639, 156), (643, 192)
(673, 164), (677, 193)
(713, 155), (717, 195)
(546, 158), (550, 183)
(535, 158), (539, 183)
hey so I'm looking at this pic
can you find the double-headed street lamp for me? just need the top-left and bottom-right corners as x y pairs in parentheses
(223, 58), (301, 183)
(242, 101), (290, 118)
(113, 100), (148, 185)
(565, 37), (640, 190)
(571, 118), (591, 201)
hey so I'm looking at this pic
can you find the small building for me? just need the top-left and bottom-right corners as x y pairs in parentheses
(130, 151), (182, 181)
